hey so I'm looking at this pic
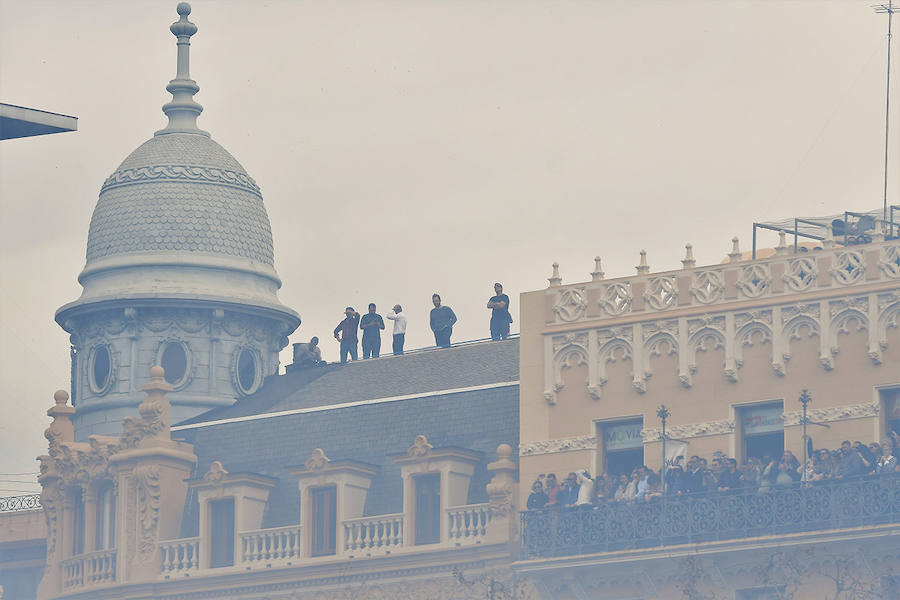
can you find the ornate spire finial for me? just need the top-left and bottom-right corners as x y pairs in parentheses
(822, 225), (834, 249)
(728, 237), (742, 262)
(775, 231), (789, 256)
(681, 244), (696, 269)
(591, 256), (605, 281)
(548, 262), (562, 287)
(157, 3), (207, 136)
(636, 250), (649, 275)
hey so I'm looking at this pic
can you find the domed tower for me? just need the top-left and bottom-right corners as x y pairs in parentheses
(56, 3), (300, 439)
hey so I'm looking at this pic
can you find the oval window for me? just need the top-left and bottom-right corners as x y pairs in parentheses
(91, 346), (111, 392)
(237, 349), (257, 394)
(160, 342), (188, 386)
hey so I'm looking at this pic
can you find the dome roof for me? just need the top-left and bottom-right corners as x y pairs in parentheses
(86, 132), (274, 267)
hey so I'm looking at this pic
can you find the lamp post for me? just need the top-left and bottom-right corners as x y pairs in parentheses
(799, 390), (811, 483)
(657, 405), (670, 493)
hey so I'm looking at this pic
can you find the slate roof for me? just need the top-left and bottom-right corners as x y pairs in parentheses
(173, 338), (520, 534)
(177, 337), (519, 424)
(86, 132), (274, 266)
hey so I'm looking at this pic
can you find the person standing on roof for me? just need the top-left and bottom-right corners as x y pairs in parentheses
(486, 282), (511, 340)
(359, 303), (385, 359)
(386, 304), (407, 355)
(429, 293), (457, 348)
(333, 307), (360, 364)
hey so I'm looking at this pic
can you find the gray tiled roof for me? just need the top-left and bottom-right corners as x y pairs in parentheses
(173, 339), (520, 533)
(178, 337), (519, 424)
(85, 133), (274, 266)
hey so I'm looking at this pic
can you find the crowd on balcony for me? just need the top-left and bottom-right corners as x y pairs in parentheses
(526, 433), (900, 510)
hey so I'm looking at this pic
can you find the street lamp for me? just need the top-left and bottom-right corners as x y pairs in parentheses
(798, 389), (829, 484)
(657, 405), (670, 492)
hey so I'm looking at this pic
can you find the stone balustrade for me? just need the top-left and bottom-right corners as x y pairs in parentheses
(343, 513), (403, 554)
(60, 548), (116, 590)
(241, 525), (302, 565)
(160, 536), (200, 576)
(446, 503), (492, 544)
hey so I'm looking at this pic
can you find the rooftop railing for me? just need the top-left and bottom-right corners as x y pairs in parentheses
(520, 474), (900, 560)
(0, 493), (41, 512)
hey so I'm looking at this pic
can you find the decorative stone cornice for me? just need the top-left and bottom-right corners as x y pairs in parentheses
(783, 401), (879, 426)
(641, 419), (735, 441)
(519, 436), (597, 456)
(101, 164), (261, 197)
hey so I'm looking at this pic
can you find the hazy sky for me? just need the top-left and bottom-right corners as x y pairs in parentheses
(0, 0), (897, 491)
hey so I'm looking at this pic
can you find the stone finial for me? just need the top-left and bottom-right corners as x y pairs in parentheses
(547, 262), (562, 287)
(728, 237), (742, 262)
(486, 443), (517, 516)
(822, 224), (835, 249)
(635, 250), (650, 275)
(203, 460), (228, 484)
(305, 448), (330, 470)
(591, 256), (605, 281)
(137, 365), (174, 436)
(45, 390), (75, 456)
(681, 244), (696, 269)
(872, 219), (885, 242)
(158, 2), (205, 135)
(775, 231), (790, 256)
(407, 434), (433, 458)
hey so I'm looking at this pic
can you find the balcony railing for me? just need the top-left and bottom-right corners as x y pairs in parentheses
(344, 513), (403, 554)
(520, 475), (900, 559)
(60, 549), (116, 590)
(0, 493), (41, 512)
(447, 503), (491, 545)
(160, 536), (200, 576)
(241, 525), (302, 565)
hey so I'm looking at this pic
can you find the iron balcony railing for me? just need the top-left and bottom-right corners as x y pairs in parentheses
(0, 494), (41, 512)
(520, 474), (900, 559)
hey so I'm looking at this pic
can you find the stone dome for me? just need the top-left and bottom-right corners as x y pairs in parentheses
(86, 132), (274, 267)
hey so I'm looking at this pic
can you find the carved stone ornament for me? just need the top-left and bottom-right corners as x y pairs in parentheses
(830, 250), (865, 285)
(783, 257), (818, 292)
(643, 276), (678, 310)
(880, 243), (900, 279)
(690, 270), (725, 304)
(552, 288), (588, 322)
(642, 419), (735, 441)
(202, 460), (228, 484)
(102, 164), (262, 197)
(134, 464), (162, 562)
(736, 264), (770, 298)
(407, 435), (433, 458)
(783, 401), (879, 426)
(519, 436), (597, 456)
(305, 448), (331, 470)
(599, 282), (632, 315)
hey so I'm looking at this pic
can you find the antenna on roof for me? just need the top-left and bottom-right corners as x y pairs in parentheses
(874, 0), (895, 222)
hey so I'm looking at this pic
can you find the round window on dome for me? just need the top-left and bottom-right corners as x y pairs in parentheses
(237, 348), (259, 395)
(89, 345), (113, 394)
(159, 341), (190, 388)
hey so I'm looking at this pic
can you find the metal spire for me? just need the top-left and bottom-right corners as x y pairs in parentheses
(874, 1), (895, 222)
(157, 2), (207, 136)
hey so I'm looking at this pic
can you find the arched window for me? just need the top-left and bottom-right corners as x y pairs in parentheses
(96, 483), (116, 550)
(158, 341), (190, 388)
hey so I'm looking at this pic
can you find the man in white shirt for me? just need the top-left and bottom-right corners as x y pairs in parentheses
(386, 304), (408, 355)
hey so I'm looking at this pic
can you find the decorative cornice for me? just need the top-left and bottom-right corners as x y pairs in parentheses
(783, 401), (879, 426)
(519, 436), (597, 456)
(101, 165), (261, 197)
(642, 419), (735, 441)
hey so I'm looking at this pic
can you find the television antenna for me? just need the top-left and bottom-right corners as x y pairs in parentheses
(874, 1), (896, 223)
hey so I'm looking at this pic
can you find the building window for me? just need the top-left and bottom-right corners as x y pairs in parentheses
(95, 484), (116, 550)
(71, 488), (85, 556)
(236, 347), (259, 395)
(159, 341), (189, 388)
(88, 345), (113, 394)
(311, 486), (337, 556)
(209, 498), (235, 568)
(882, 387), (900, 440)
(414, 473), (441, 545)
(738, 402), (784, 461)
(600, 419), (644, 477)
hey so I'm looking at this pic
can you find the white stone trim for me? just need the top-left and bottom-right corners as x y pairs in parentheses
(172, 381), (519, 431)
(783, 401), (880, 426)
(519, 436), (598, 456)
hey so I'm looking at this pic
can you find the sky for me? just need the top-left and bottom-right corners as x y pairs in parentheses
(0, 0), (897, 493)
